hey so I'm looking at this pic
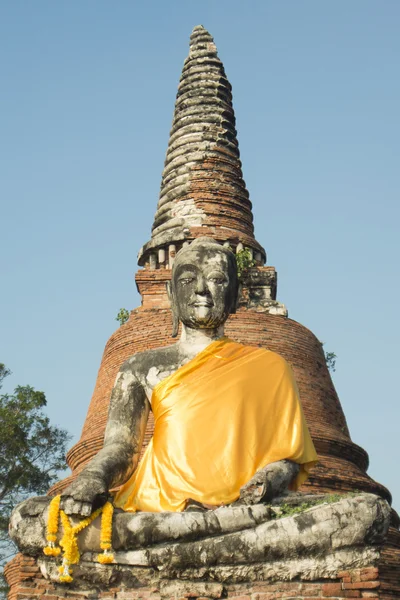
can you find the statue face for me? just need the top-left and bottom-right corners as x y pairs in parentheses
(172, 247), (237, 330)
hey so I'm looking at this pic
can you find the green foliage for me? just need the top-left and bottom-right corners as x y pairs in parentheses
(274, 502), (314, 518)
(115, 308), (130, 327)
(0, 364), (70, 598)
(235, 248), (255, 278)
(272, 493), (345, 519)
(325, 351), (337, 373)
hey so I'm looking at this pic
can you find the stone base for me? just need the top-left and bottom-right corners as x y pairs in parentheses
(6, 495), (400, 599)
(5, 555), (398, 600)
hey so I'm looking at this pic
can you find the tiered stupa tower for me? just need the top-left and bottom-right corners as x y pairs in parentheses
(137, 26), (266, 267)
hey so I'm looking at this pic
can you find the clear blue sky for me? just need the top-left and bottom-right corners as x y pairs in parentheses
(1, 1), (399, 512)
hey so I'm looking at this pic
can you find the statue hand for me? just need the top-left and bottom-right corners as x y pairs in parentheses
(60, 475), (108, 517)
(237, 469), (268, 505)
(237, 460), (300, 505)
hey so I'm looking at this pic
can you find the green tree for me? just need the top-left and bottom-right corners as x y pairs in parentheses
(0, 364), (70, 598)
(115, 308), (130, 326)
(325, 351), (337, 373)
(235, 248), (255, 278)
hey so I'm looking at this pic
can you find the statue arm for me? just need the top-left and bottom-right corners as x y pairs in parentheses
(237, 357), (311, 505)
(61, 363), (150, 516)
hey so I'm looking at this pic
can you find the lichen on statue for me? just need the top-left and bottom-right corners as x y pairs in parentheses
(59, 237), (317, 516)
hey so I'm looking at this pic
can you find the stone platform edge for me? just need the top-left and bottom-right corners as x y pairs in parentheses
(7, 555), (397, 600)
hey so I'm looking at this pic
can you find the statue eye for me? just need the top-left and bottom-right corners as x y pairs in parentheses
(207, 273), (227, 284)
(178, 275), (195, 284)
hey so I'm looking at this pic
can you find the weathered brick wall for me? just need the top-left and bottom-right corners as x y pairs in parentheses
(7, 559), (396, 600)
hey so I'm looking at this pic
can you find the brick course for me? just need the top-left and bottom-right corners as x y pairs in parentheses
(7, 565), (392, 600)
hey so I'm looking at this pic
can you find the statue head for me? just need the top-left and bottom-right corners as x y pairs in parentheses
(168, 238), (239, 337)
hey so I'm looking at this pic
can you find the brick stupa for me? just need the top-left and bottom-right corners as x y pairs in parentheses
(6, 25), (400, 600)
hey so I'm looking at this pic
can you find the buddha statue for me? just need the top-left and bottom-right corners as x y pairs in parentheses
(9, 238), (390, 586)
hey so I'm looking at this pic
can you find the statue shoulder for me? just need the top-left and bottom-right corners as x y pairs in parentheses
(118, 344), (181, 382)
(255, 347), (294, 375)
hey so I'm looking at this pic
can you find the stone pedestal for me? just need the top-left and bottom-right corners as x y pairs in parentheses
(7, 494), (400, 600)
(6, 557), (399, 600)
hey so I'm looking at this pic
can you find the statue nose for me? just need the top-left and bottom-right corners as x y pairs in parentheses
(195, 277), (208, 295)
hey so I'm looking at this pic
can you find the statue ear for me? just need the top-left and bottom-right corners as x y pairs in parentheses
(166, 281), (172, 302)
(166, 282), (180, 338)
(231, 281), (242, 314)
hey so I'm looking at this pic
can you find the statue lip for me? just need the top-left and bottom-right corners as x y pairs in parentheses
(190, 300), (214, 307)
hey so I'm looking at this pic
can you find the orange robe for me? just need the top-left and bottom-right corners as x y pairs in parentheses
(114, 338), (317, 512)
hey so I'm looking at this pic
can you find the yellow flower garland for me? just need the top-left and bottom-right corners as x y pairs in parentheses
(43, 495), (61, 556)
(97, 501), (114, 564)
(43, 495), (115, 582)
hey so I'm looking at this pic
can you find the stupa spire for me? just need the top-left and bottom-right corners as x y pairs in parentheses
(138, 25), (266, 268)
